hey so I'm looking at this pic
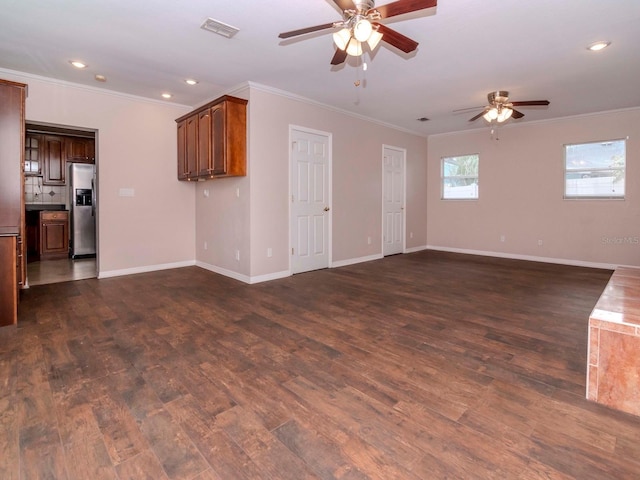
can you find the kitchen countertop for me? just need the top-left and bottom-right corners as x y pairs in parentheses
(25, 204), (67, 211)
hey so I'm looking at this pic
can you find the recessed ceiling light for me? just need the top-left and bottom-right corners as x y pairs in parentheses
(69, 60), (88, 69)
(161, 93), (173, 99)
(587, 41), (611, 52)
(94, 74), (107, 82)
(185, 79), (198, 86)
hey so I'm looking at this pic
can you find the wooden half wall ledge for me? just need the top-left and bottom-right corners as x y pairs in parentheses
(587, 266), (640, 417)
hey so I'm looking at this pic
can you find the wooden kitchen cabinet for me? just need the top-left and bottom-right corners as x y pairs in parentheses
(177, 119), (188, 180)
(39, 210), (69, 260)
(176, 95), (247, 181)
(66, 137), (95, 163)
(24, 133), (43, 175)
(197, 108), (212, 177)
(0, 236), (18, 327)
(0, 78), (26, 326)
(43, 134), (66, 185)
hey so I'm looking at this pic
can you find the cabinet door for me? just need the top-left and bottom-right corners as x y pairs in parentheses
(0, 236), (17, 326)
(40, 212), (69, 259)
(197, 109), (213, 177)
(177, 119), (188, 180)
(43, 135), (66, 185)
(67, 137), (95, 163)
(211, 103), (226, 175)
(0, 80), (25, 235)
(185, 115), (198, 179)
(25, 134), (43, 175)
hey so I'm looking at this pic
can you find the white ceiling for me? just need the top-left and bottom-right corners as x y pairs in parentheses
(1, 0), (639, 136)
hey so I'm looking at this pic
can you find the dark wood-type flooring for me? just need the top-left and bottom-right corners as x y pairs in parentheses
(2, 250), (640, 479)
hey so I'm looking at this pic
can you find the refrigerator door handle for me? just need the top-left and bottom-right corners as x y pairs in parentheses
(91, 176), (96, 217)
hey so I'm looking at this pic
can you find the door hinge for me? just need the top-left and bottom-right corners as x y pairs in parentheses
(291, 247), (294, 255)
(291, 194), (294, 203)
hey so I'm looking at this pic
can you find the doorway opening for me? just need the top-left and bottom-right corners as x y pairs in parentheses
(24, 122), (98, 286)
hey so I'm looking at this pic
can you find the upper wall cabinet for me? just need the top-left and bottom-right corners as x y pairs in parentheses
(176, 95), (247, 181)
(66, 137), (95, 163)
(42, 135), (66, 185)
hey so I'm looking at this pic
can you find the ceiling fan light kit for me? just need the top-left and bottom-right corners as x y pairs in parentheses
(469, 91), (550, 124)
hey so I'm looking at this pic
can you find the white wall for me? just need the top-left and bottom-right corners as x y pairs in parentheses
(0, 69), (195, 276)
(427, 108), (640, 268)
(194, 87), (251, 281)
(246, 85), (429, 279)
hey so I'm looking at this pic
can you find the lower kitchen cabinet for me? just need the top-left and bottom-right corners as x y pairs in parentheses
(39, 210), (69, 260)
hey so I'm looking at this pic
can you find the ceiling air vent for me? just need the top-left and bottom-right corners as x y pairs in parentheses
(200, 18), (240, 38)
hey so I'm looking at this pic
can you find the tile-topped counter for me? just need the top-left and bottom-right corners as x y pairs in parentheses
(587, 267), (640, 416)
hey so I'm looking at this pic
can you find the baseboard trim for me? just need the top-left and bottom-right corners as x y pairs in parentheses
(98, 260), (196, 279)
(405, 245), (428, 254)
(196, 262), (291, 284)
(425, 245), (618, 270)
(332, 253), (383, 268)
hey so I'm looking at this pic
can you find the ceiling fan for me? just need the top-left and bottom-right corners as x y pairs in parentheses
(469, 91), (550, 123)
(278, 0), (438, 65)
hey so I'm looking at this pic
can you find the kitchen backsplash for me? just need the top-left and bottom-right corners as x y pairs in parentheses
(24, 176), (67, 205)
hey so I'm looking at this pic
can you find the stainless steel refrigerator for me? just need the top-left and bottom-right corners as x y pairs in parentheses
(68, 163), (96, 258)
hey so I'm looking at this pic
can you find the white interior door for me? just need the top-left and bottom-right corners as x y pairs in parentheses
(383, 146), (405, 256)
(291, 128), (330, 274)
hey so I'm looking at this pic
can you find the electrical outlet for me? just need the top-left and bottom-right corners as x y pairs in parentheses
(203, 189), (209, 197)
(500, 235), (506, 242)
(204, 241), (208, 250)
(267, 247), (272, 258)
(538, 239), (543, 246)
(367, 236), (372, 245)
(410, 232), (414, 239)
(235, 249), (240, 261)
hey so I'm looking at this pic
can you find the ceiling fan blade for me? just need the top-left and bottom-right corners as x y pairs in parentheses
(469, 108), (490, 122)
(278, 22), (335, 39)
(332, 0), (356, 12)
(376, 24), (418, 53)
(511, 109), (525, 119)
(373, 0), (437, 19)
(510, 100), (550, 106)
(331, 48), (348, 65)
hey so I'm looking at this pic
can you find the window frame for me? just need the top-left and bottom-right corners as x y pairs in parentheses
(563, 138), (626, 200)
(441, 154), (480, 200)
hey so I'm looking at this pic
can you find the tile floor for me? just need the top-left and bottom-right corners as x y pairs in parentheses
(27, 257), (96, 286)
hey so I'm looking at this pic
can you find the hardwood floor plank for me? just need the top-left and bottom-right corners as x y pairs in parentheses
(114, 449), (169, 480)
(215, 404), (322, 480)
(274, 419), (370, 480)
(139, 409), (208, 480)
(0, 397), (19, 480)
(19, 421), (68, 480)
(63, 434), (116, 480)
(4, 251), (638, 479)
(283, 375), (423, 479)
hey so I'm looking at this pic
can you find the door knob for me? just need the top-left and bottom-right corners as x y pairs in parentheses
(324, 206), (330, 212)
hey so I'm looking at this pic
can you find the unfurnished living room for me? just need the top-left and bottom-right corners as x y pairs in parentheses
(1, 1), (640, 479)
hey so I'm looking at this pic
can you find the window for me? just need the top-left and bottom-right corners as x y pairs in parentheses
(442, 154), (479, 199)
(564, 139), (626, 199)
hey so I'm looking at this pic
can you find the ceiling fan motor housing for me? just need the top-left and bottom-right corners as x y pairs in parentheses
(354, 0), (376, 14)
(488, 91), (510, 105)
